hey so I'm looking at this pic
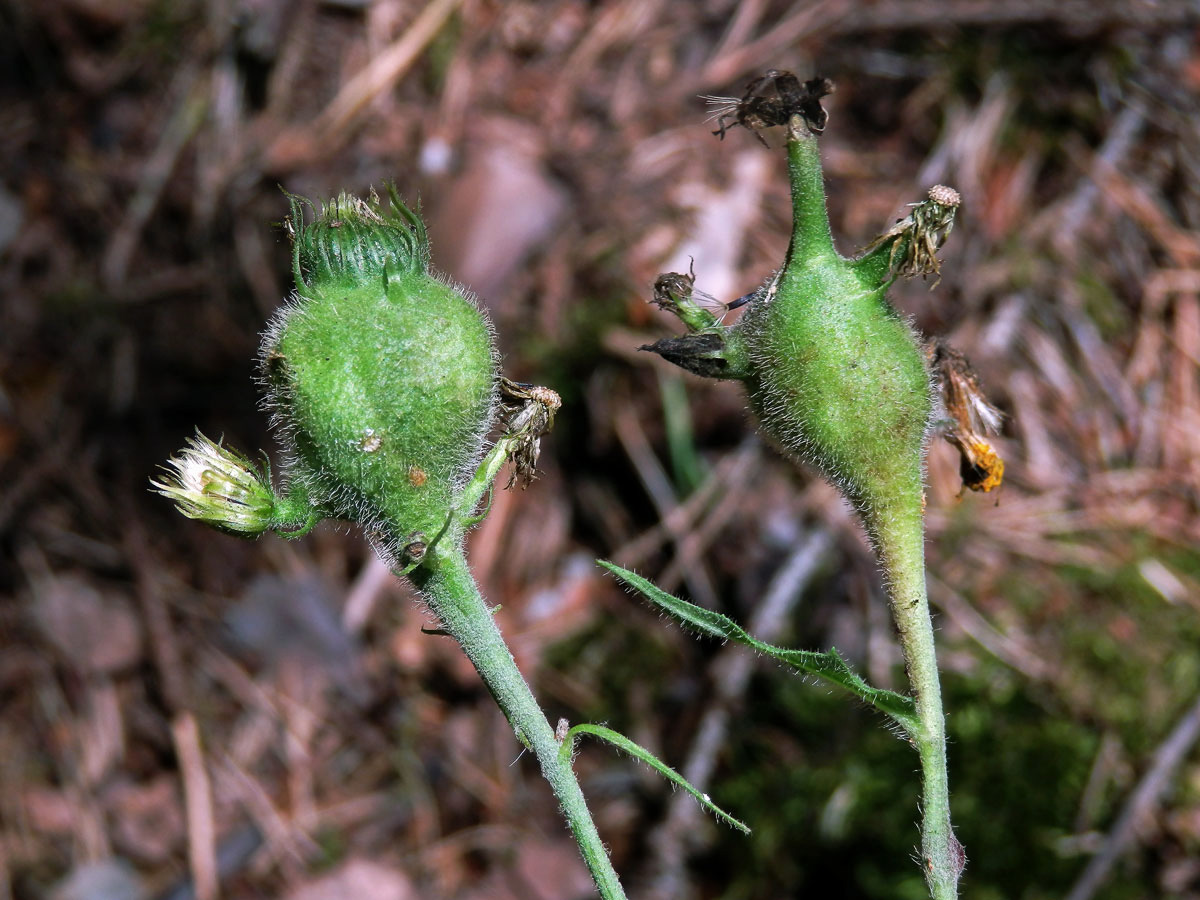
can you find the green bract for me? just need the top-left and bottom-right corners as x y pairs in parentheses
(261, 187), (499, 559)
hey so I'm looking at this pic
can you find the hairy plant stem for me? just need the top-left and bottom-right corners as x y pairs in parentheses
(410, 544), (627, 900)
(870, 502), (959, 900)
(785, 128), (838, 266)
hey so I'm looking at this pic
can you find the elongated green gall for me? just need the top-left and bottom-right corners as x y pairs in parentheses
(736, 129), (932, 526)
(262, 187), (499, 559)
(650, 120), (956, 533)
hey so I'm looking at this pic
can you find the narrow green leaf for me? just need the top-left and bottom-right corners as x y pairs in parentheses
(560, 723), (750, 834)
(598, 559), (919, 732)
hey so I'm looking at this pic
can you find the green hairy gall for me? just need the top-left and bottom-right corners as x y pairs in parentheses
(649, 111), (962, 536)
(738, 134), (934, 528)
(261, 187), (499, 562)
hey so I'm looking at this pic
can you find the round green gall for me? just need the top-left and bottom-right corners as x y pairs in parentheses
(261, 187), (499, 558)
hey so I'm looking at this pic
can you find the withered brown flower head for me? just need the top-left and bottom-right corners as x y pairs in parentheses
(705, 70), (835, 146)
(500, 377), (562, 489)
(864, 185), (962, 285)
(929, 340), (1005, 494)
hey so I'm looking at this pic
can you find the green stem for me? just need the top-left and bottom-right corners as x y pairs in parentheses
(786, 125), (839, 266)
(459, 437), (515, 518)
(410, 545), (627, 900)
(872, 503), (961, 900)
(270, 479), (322, 538)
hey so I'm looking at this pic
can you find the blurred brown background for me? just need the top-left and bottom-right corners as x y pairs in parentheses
(3, 2), (1200, 899)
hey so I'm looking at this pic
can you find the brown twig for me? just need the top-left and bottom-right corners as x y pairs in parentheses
(341, 554), (397, 636)
(1053, 104), (1146, 255)
(926, 573), (1055, 684)
(695, 1), (845, 95)
(172, 714), (219, 900)
(125, 522), (218, 899)
(655, 454), (758, 595)
(263, 0), (462, 169)
(101, 66), (208, 289)
(611, 438), (760, 570)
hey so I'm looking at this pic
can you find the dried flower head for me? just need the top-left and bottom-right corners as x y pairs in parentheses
(651, 261), (728, 332)
(500, 378), (562, 489)
(705, 70), (834, 146)
(864, 185), (962, 285)
(930, 340), (1005, 493)
(151, 431), (278, 535)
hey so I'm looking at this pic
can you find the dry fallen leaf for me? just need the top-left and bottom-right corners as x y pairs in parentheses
(32, 574), (143, 675)
(284, 858), (416, 900)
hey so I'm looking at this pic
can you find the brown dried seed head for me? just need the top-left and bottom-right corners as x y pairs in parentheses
(930, 340), (1006, 494)
(652, 270), (696, 308)
(933, 342), (1003, 437)
(528, 386), (561, 410)
(929, 185), (961, 207)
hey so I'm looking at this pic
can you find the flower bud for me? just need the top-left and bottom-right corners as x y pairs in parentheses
(262, 186), (499, 556)
(151, 431), (278, 536)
